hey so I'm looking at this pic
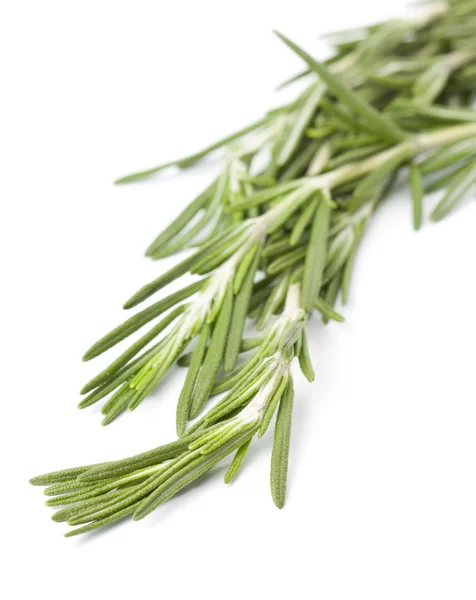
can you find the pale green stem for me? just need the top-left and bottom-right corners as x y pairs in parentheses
(320, 122), (476, 189)
(443, 45), (476, 71)
(262, 122), (476, 226)
(284, 282), (302, 312)
(258, 123), (476, 231)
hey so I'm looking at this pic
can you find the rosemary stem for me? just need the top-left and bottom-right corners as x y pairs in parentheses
(312, 121), (476, 190)
(444, 46), (476, 70)
(261, 121), (476, 225)
(284, 282), (301, 312)
(415, 122), (476, 152)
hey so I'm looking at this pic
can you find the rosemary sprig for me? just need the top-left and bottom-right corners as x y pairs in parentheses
(80, 116), (476, 426)
(32, 0), (476, 536)
(32, 285), (309, 535)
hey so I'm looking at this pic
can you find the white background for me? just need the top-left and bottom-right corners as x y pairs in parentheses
(2, 1), (476, 598)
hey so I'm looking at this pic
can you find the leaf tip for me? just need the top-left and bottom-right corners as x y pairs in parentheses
(64, 529), (82, 538)
(79, 383), (91, 395)
(51, 512), (67, 523)
(122, 298), (136, 310)
(77, 397), (90, 410)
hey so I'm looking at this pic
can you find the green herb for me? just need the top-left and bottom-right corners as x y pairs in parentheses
(32, 1), (476, 536)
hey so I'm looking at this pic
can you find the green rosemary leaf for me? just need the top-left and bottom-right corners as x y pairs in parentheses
(274, 32), (407, 143)
(53, 491), (130, 522)
(256, 271), (290, 330)
(241, 174), (276, 186)
(430, 160), (476, 221)
(432, 23), (476, 40)
(409, 161), (424, 231)
(307, 141), (332, 175)
(366, 72), (415, 91)
(224, 438), (253, 484)
(30, 466), (99, 487)
(333, 134), (379, 150)
(279, 140), (321, 181)
(270, 376), (294, 509)
(276, 68), (311, 90)
(206, 367), (272, 424)
(314, 297), (345, 323)
(64, 505), (137, 537)
(123, 251), (210, 309)
(83, 279), (205, 360)
(176, 352), (194, 367)
(189, 285), (234, 419)
(340, 221), (365, 305)
(321, 277), (341, 325)
(233, 243), (260, 294)
(248, 287), (273, 317)
(68, 471), (163, 525)
(127, 344), (189, 415)
(324, 227), (355, 283)
(240, 336), (265, 352)
(290, 197), (318, 246)
(101, 387), (135, 425)
(280, 328), (302, 361)
(81, 305), (186, 394)
(267, 246), (307, 275)
(193, 222), (242, 252)
(78, 341), (166, 409)
(225, 252), (260, 372)
(409, 103), (476, 123)
(324, 142), (388, 171)
(306, 125), (335, 140)
(349, 146), (409, 211)
(145, 181), (215, 257)
(413, 63), (450, 104)
(133, 432), (255, 521)
(301, 195), (331, 312)
(453, 64), (476, 91)
(267, 186), (317, 234)
(176, 322), (210, 436)
(125, 233), (235, 310)
(77, 432), (205, 483)
(278, 83), (325, 166)
(115, 117), (270, 184)
(229, 180), (300, 211)
(424, 161), (472, 193)
(258, 374), (289, 438)
(200, 421), (257, 455)
(191, 234), (245, 276)
(44, 478), (96, 496)
(262, 237), (294, 260)
(212, 352), (265, 395)
(319, 98), (368, 134)
(148, 206), (220, 260)
(297, 330), (315, 382)
(46, 480), (122, 506)
(289, 265), (304, 284)
(420, 137), (476, 174)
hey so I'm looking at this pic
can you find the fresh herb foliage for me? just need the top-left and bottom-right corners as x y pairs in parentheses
(32, 0), (476, 536)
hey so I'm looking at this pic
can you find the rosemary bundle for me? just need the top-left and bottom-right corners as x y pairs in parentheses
(31, 0), (476, 536)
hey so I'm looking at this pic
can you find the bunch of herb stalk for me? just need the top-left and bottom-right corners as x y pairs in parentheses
(31, 0), (476, 537)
